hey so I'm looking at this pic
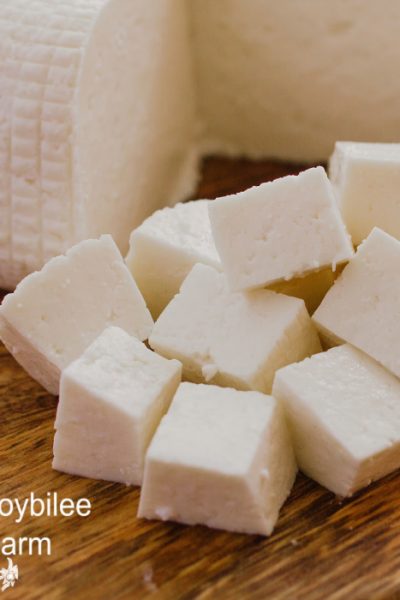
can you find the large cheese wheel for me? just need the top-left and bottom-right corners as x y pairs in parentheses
(191, 0), (400, 161)
(0, 0), (198, 290)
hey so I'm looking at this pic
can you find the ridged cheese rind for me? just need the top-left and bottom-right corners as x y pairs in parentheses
(0, 0), (101, 289)
(0, 0), (199, 291)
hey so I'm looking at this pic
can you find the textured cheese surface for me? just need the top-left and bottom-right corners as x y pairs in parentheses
(0, 0), (198, 291)
(138, 382), (296, 535)
(273, 344), (400, 496)
(0, 0), (100, 289)
(53, 326), (181, 485)
(149, 263), (321, 393)
(330, 141), (400, 246)
(209, 167), (353, 291)
(191, 0), (400, 161)
(126, 200), (221, 319)
(0, 235), (153, 394)
(313, 228), (400, 378)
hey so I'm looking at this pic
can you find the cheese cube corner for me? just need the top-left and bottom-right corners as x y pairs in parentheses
(149, 263), (322, 394)
(0, 235), (153, 395)
(138, 382), (296, 535)
(273, 344), (400, 497)
(208, 166), (353, 291)
(330, 141), (400, 246)
(53, 326), (181, 486)
(125, 200), (221, 319)
(313, 227), (400, 378)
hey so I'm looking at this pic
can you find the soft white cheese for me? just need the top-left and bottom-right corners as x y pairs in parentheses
(330, 141), (400, 246)
(0, 0), (198, 290)
(191, 1), (400, 161)
(125, 200), (220, 319)
(0, 235), (153, 395)
(209, 167), (353, 291)
(126, 198), (335, 317)
(313, 227), (400, 378)
(138, 382), (296, 535)
(149, 263), (321, 393)
(273, 344), (400, 497)
(53, 326), (181, 486)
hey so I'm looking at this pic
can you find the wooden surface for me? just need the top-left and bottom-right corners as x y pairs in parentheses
(2, 157), (400, 600)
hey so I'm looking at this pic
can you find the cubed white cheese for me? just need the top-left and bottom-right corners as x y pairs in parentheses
(330, 142), (400, 246)
(53, 327), (181, 486)
(125, 200), (221, 319)
(313, 227), (400, 377)
(0, 235), (153, 395)
(149, 263), (321, 393)
(138, 382), (296, 535)
(208, 167), (353, 291)
(273, 344), (400, 497)
(126, 198), (335, 318)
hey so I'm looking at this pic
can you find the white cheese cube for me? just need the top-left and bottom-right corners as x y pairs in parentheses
(330, 142), (400, 246)
(53, 327), (181, 486)
(313, 227), (400, 377)
(138, 382), (296, 535)
(149, 263), (321, 393)
(273, 344), (400, 497)
(0, 236), (153, 395)
(208, 167), (354, 291)
(125, 200), (221, 319)
(126, 198), (334, 318)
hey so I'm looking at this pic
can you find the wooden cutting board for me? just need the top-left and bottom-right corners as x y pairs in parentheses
(1, 157), (400, 600)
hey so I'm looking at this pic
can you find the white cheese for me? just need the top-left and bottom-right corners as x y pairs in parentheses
(209, 167), (353, 291)
(126, 198), (335, 317)
(126, 200), (220, 319)
(191, 1), (400, 161)
(273, 344), (400, 497)
(4, 1), (400, 291)
(0, 235), (153, 395)
(149, 263), (321, 393)
(0, 0), (198, 290)
(330, 141), (400, 246)
(53, 327), (181, 486)
(138, 382), (296, 536)
(313, 227), (400, 378)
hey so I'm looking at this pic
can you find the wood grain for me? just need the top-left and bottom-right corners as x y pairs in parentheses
(1, 157), (400, 600)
